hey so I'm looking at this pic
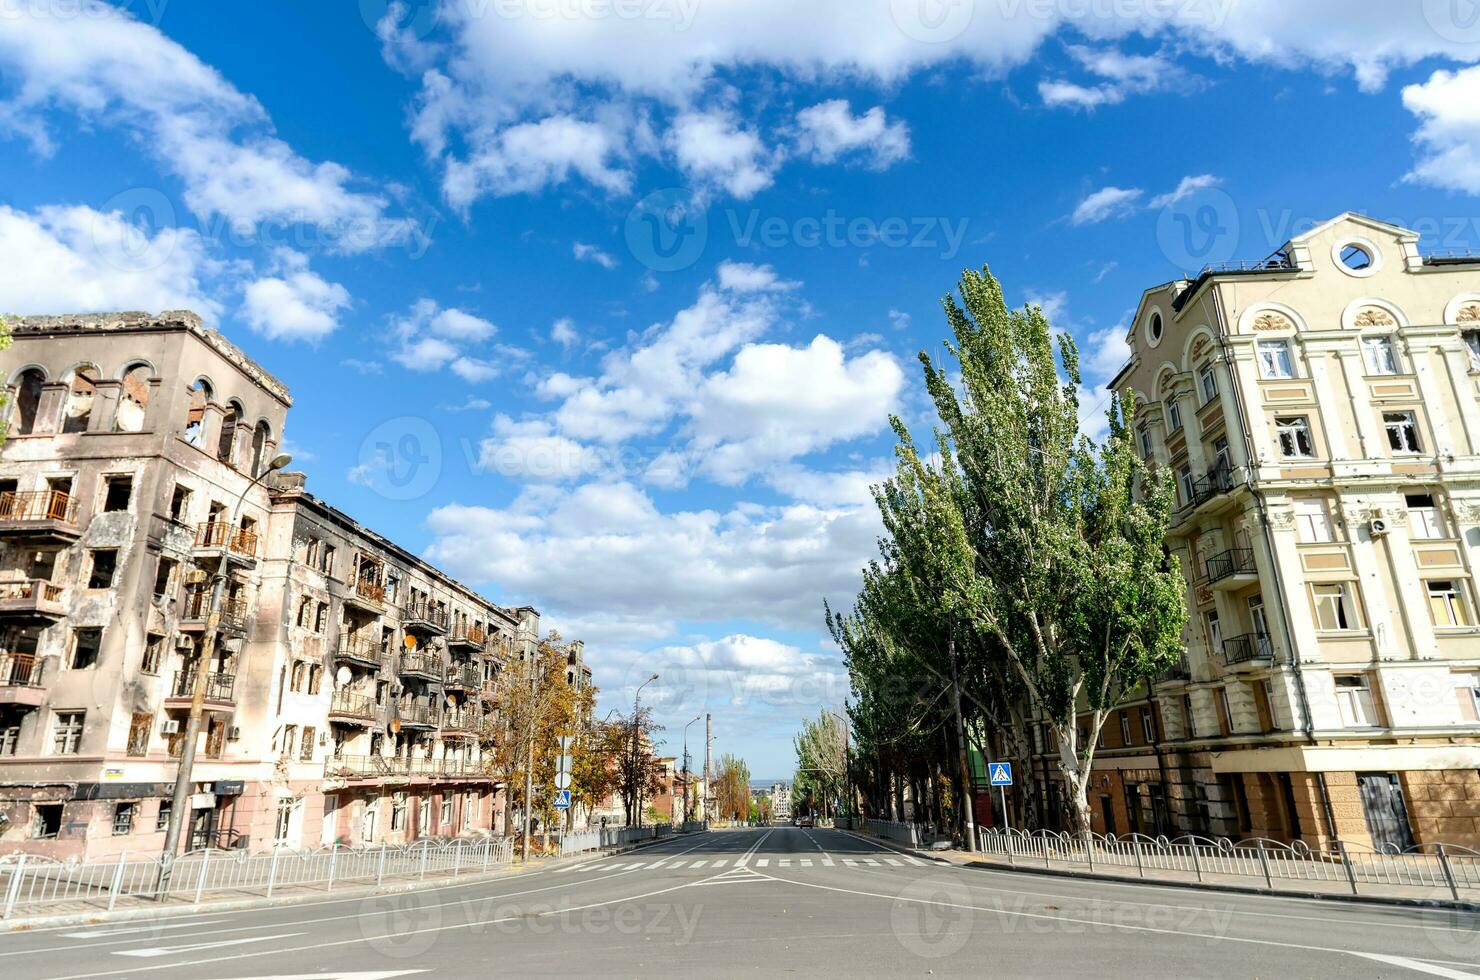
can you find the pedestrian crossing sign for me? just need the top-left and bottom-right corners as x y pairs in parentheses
(989, 762), (1013, 786)
(553, 789), (572, 809)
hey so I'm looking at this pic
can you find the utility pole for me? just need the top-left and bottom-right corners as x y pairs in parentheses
(521, 640), (538, 863)
(630, 674), (658, 827)
(948, 636), (977, 852)
(682, 714), (700, 825)
(162, 453), (291, 863)
(703, 713), (712, 822)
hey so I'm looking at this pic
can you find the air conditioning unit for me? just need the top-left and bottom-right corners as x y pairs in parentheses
(184, 569), (208, 586)
(227, 726), (242, 741)
(1370, 518), (1390, 537)
(161, 719), (181, 735)
(175, 634), (195, 649)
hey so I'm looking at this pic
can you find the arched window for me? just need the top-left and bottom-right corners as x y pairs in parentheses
(217, 401), (242, 464)
(251, 421), (271, 476)
(115, 363), (152, 432)
(184, 379), (212, 446)
(11, 369), (45, 435)
(62, 365), (99, 434)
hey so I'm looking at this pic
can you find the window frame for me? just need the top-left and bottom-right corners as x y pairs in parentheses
(1257, 340), (1295, 379)
(1275, 416), (1316, 459)
(51, 710), (84, 755)
(1383, 411), (1423, 455)
(1311, 582), (1356, 632)
(1426, 580), (1472, 629)
(1361, 335), (1400, 376)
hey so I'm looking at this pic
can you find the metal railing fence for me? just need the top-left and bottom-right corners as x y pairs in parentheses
(0, 837), (514, 917)
(979, 828), (1480, 900)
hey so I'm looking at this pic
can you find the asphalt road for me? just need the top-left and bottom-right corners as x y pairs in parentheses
(2, 826), (1478, 978)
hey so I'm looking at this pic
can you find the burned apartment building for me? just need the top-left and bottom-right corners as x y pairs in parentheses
(0, 310), (586, 859)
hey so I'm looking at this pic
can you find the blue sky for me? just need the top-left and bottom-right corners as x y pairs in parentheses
(5, 1), (1480, 777)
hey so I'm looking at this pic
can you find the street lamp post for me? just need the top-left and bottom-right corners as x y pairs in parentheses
(161, 452), (291, 860)
(630, 673), (658, 827)
(681, 714), (700, 826)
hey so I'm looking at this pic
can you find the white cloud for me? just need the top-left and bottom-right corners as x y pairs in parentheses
(0, 203), (220, 317)
(668, 110), (780, 199)
(423, 482), (881, 636)
(478, 415), (605, 482)
(573, 241), (618, 269)
(1403, 66), (1480, 193)
(551, 317), (580, 350)
(386, 298), (501, 378)
(0, 1), (414, 252)
(240, 249), (351, 342)
(1149, 173), (1222, 208)
(643, 450), (690, 490)
(1041, 44), (1190, 111)
(1071, 186), (1143, 225)
(716, 260), (799, 293)
(794, 99), (910, 169)
(1039, 80), (1126, 110)
(438, 113), (630, 208)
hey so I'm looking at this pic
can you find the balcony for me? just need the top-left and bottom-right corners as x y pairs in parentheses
(343, 576), (385, 615)
(166, 670), (237, 709)
(1206, 548), (1259, 590)
(402, 599), (448, 636)
(179, 588), (250, 633)
(443, 661), (481, 692)
(1183, 462), (1235, 512)
(327, 690), (382, 726)
(335, 632), (389, 671)
(193, 521), (258, 565)
(323, 753), (490, 781)
(1158, 655), (1191, 684)
(1220, 632), (1275, 669)
(0, 653), (47, 707)
(0, 490), (81, 544)
(441, 705), (481, 737)
(447, 624), (487, 653)
(398, 652), (441, 682)
(0, 579), (66, 623)
(395, 700), (439, 730)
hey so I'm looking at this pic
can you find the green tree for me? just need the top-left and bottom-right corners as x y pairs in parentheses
(791, 710), (846, 818)
(714, 754), (751, 822)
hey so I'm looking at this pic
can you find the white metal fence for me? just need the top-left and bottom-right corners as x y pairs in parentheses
(0, 837), (514, 918)
(557, 822), (696, 857)
(866, 819), (924, 847)
(979, 828), (1480, 900)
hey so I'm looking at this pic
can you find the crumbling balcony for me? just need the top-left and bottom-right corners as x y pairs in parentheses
(0, 491), (81, 545)
(402, 599), (448, 636)
(193, 521), (258, 567)
(447, 624), (487, 653)
(327, 690), (382, 726)
(165, 669), (237, 710)
(179, 588), (250, 633)
(440, 705), (480, 737)
(398, 652), (441, 683)
(343, 576), (386, 614)
(395, 700), (439, 730)
(0, 579), (66, 624)
(443, 661), (481, 692)
(0, 653), (47, 707)
(335, 632), (389, 672)
(1184, 462), (1236, 512)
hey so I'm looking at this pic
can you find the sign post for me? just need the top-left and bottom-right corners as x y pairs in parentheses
(988, 762), (1014, 833)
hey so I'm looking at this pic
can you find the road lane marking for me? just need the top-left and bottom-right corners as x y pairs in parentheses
(711, 860), (727, 868)
(114, 933), (303, 958)
(1351, 954), (1480, 979)
(883, 858), (901, 866)
(62, 920), (229, 939)
(800, 859), (812, 866)
(691, 860), (707, 868)
(756, 859), (769, 867)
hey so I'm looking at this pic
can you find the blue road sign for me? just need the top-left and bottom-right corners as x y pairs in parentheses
(988, 762), (1013, 786)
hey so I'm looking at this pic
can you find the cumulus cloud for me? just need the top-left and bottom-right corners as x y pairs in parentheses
(794, 99), (910, 169)
(0, 203), (221, 317)
(1040, 45), (1189, 110)
(0, 1), (415, 252)
(478, 415), (605, 482)
(1403, 66), (1480, 193)
(1149, 173), (1222, 208)
(1071, 186), (1144, 225)
(667, 110), (780, 199)
(387, 298), (502, 378)
(551, 317), (580, 350)
(240, 249), (351, 342)
(439, 114), (630, 208)
(573, 241), (618, 269)
(716, 260), (799, 293)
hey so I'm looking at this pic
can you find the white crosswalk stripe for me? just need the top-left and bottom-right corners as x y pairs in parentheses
(712, 860), (727, 868)
(756, 859), (769, 866)
(883, 858), (901, 866)
(691, 860), (708, 868)
(801, 859), (813, 866)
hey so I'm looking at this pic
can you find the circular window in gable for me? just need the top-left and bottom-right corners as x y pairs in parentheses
(1147, 310), (1164, 347)
(1340, 244), (1372, 271)
(1332, 237), (1381, 278)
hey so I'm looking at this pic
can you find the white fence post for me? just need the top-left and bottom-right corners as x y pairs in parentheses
(265, 848), (281, 899)
(1437, 844), (1461, 901)
(195, 851), (210, 904)
(1255, 841), (1272, 888)
(452, 841), (462, 878)
(376, 845), (387, 886)
(1338, 841), (1359, 895)
(327, 845), (339, 892)
(107, 851), (128, 911)
(420, 845), (429, 879)
(482, 841), (492, 874)
(3, 855), (25, 918)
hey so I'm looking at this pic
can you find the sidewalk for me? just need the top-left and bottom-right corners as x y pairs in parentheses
(844, 829), (1480, 912)
(0, 832), (696, 932)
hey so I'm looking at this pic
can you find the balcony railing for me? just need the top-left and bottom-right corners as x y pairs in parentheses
(181, 589), (250, 631)
(398, 653), (441, 682)
(448, 625), (487, 650)
(335, 632), (388, 670)
(1158, 656), (1191, 683)
(323, 753), (489, 780)
(169, 670), (236, 702)
(402, 600), (449, 633)
(327, 690), (382, 722)
(194, 521), (258, 557)
(352, 576), (386, 606)
(0, 653), (44, 687)
(1185, 462), (1235, 510)
(396, 701), (439, 727)
(1220, 632), (1275, 667)
(0, 579), (66, 621)
(441, 706), (480, 733)
(444, 662), (482, 690)
(1205, 548), (1257, 584)
(0, 490), (78, 525)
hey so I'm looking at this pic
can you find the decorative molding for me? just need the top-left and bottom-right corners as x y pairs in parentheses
(1455, 501), (1480, 526)
(1252, 311), (1296, 333)
(1265, 510), (1297, 532)
(1457, 303), (1480, 323)
(1353, 306), (1397, 328)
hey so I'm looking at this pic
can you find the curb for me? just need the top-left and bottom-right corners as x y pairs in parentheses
(0, 831), (704, 932)
(842, 830), (1480, 912)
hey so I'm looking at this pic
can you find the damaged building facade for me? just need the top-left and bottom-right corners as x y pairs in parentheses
(0, 311), (583, 858)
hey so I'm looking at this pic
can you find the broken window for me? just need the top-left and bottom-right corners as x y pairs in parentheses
(142, 634), (165, 674)
(115, 363), (152, 432)
(11, 369), (44, 435)
(152, 558), (176, 602)
(87, 550), (118, 589)
(103, 475), (132, 512)
(127, 713), (152, 757)
(184, 378), (212, 447)
(251, 421), (271, 477)
(51, 711), (84, 754)
(169, 483), (192, 523)
(62, 365), (99, 434)
(32, 803), (62, 838)
(217, 401), (242, 464)
(69, 629), (102, 669)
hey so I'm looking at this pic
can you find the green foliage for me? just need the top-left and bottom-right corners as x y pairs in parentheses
(791, 710), (846, 816)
